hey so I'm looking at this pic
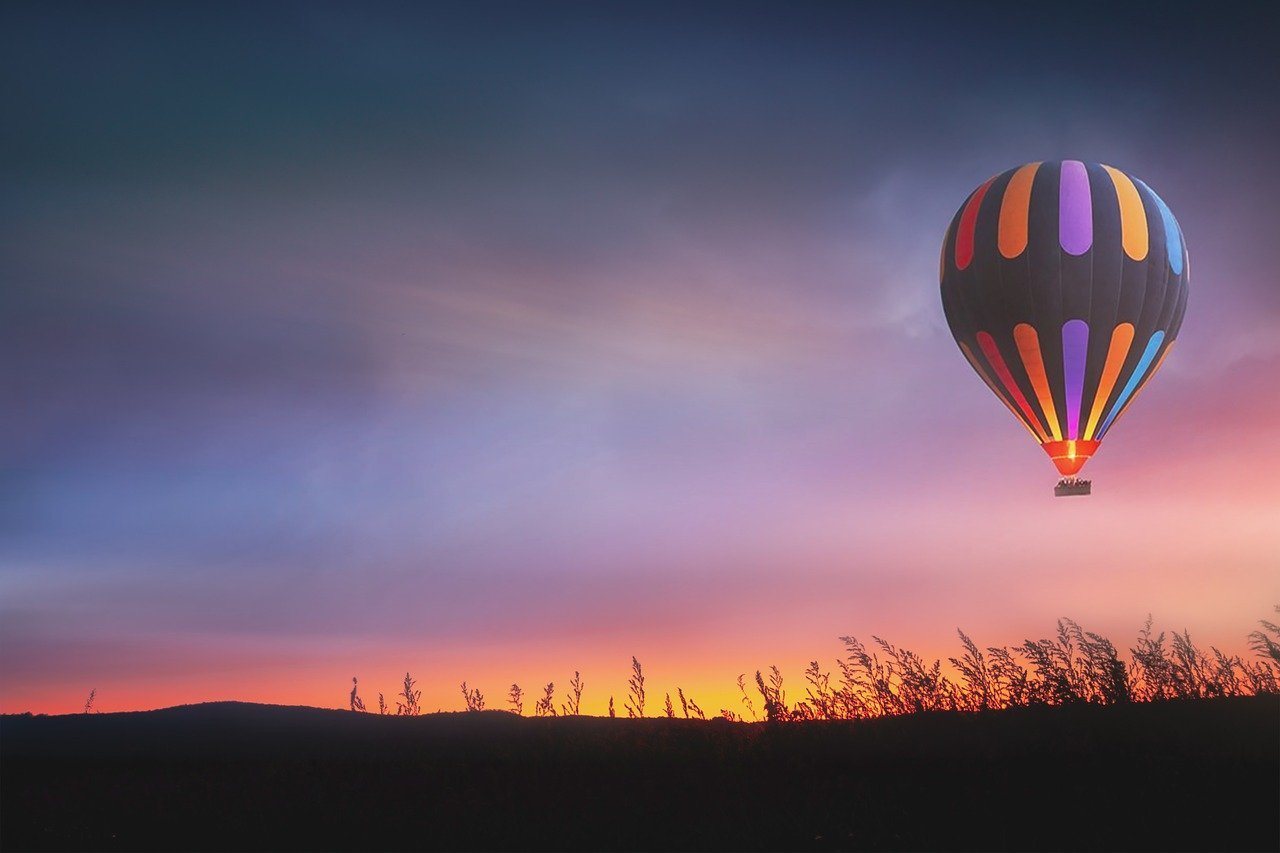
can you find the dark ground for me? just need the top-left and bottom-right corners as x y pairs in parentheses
(2, 696), (1276, 852)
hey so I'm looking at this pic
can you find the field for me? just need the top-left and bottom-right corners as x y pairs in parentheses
(2, 696), (1276, 852)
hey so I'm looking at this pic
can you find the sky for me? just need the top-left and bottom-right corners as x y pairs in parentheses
(3, 2), (1278, 716)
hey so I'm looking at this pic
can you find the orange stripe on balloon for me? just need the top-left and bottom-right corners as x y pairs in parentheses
(959, 341), (1039, 439)
(998, 162), (1040, 259)
(976, 331), (1049, 442)
(955, 178), (994, 270)
(1103, 165), (1149, 261)
(1083, 322), (1135, 440)
(1013, 323), (1062, 440)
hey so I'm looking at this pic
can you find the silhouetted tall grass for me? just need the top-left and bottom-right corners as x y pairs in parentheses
(346, 610), (1278, 721)
(1248, 605), (1280, 668)
(534, 682), (555, 717)
(625, 656), (645, 718)
(562, 671), (584, 716)
(396, 673), (420, 716)
(460, 682), (485, 711)
(676, 687), (706, 720)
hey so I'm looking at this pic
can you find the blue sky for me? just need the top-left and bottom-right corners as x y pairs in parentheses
(3, 2), (1278, 712)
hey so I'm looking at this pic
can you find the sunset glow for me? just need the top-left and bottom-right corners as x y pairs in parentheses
(3, 4), (1278, 717)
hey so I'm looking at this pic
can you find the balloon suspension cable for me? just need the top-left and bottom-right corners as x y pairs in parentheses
(1054, 477), (1092, 497)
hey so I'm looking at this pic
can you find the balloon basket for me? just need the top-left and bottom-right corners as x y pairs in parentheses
(1054, 478), (1091, 497)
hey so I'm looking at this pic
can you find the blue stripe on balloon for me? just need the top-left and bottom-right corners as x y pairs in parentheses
(1135, 179), (1183, 274)
(1097, 331), (1166, 438)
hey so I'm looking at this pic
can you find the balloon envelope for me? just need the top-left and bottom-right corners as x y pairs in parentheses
(939, 160), (1188, 477)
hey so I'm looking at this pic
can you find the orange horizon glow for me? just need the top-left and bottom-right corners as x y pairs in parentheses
(4, 607), (1272, 717)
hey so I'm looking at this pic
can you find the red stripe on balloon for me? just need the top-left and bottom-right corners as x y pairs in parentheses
(955, 178), (995, 271)
(976, 331), (1049, 442)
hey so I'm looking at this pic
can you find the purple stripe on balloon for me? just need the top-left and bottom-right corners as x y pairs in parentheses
(1062, 319), (1089, 439)
(1059, 160), (1092, 255)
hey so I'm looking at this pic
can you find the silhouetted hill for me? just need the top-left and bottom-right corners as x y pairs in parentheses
(2, 696), (1276, 851)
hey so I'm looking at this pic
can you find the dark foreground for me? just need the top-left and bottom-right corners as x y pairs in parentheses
(2, 696), (1277, 852)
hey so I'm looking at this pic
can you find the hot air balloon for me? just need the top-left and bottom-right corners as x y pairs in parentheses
(939, 160), (1188, 496)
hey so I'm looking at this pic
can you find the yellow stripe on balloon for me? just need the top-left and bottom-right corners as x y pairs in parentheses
(1013, 323), (1062, 440)
(1083, 322), (1135, 440)
(998, 162), (1040, 259)
(1103, 165), (1149, 261)
(959, 340), (1039, 439)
